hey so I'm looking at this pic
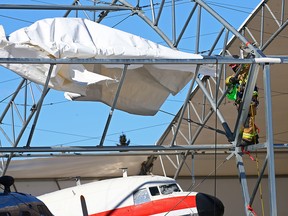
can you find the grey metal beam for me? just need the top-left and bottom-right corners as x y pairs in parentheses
(0, 151), (227, 158)
(95, 0), (119, 23)
(0, 79), (26, 123)
(26, 64), (54, 148)
(281, 0), (285, 25)
(154, 0), (165, 26)
(194, 0), (265, 58)
(208, 27), (225, 56)
(0, 4), (130, 11)
(260, 5), (264, 47)
(99, 64), (128, 146)
(234, 65), (260, 146)
(63, 0), (80, 17)
(261, 19), (288, 51)
(1, 147), (286, 158)
(0, 144), (233, 153)
(249, 156), (268, 207)
(263, 64), (277, 216)
(196, 77), (233, 141)
(0, 57), (286, 65)
(235, 151), (251, 216)
(173, 80), (236, 179)
(117, 0), (175, 48)
(233, 64), (260, 147)
(195, 5), (201, 54)
(171, 0), (176, 45)
(170, 65), (200, 147)
(175, 3), (198, 48)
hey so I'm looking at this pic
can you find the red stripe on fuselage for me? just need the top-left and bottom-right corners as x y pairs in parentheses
(90, 195), (196, 216)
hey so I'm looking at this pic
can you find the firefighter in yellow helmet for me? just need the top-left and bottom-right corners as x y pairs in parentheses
(241, 88), (259, 145)
(226, 63), (259, 146)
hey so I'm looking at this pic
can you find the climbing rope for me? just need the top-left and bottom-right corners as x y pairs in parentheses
(251, 105), (265, 216)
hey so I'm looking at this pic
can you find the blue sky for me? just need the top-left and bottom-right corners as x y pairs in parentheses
(0, 0), (261, 149)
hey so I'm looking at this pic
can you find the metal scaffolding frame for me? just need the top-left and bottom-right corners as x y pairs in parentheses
(0, 0), (287, 215)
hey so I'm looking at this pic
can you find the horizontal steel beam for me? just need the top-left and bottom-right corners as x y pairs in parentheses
(0, 4), (130, 11)
(0, 143), (287, 154)
(0, 144), (233, 153)
(0, 56), (288, 65)
(0, 151), (232, 157)
(0, 144), (287, 157)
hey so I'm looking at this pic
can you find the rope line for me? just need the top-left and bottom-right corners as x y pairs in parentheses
(251, 104), (265, 216)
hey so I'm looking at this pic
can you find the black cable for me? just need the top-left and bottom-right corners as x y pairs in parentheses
(159, 109), (227, 135)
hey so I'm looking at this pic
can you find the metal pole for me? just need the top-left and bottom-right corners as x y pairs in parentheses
(118, 0), (175, 49)
(208, 27), (225, 56)
(195, 5), (201, 54)
(0, 144), (233, 153)
(171, 0), (176, 45)
(235, 151), (251, 216)
(196, 77), (233, 140)
(0, 57), (285, 65)
(263, 64), (277, 216)
(170, 65), (200, 147)
(26, 64), (54, 148)
(249, 156), (268, 206)
(0, 4), (129, 11)
(99, 64), (128, 146)
(175, 3), (198, 47)
(260, 5), (264, 48)
(194, 0), (264, 58)
(261, 19), (288, 52)
(154, 0), (165, 26)
(233, 64), (259, 147)
(0, 79), (26, 122)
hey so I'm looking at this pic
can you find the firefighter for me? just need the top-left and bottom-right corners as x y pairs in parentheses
(226, 63), (259, 146)
(241, 87), (259, 145)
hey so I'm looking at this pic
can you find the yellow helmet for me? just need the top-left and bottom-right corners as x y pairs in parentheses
(225, 76), (233, 85)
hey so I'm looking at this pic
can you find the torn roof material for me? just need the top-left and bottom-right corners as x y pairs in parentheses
(0, 18), (215, 115)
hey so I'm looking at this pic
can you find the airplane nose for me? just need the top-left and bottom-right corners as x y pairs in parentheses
(196, 192), (224, 216)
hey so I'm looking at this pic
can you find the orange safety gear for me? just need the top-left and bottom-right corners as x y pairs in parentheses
(242, 129), (259, 145)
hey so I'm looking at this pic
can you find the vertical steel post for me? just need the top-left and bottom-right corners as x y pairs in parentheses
(233, 64), (259, 146)
(196, 77), (233, 140)
(26, 64), (54, 148)
(195, 6), (201, 54)
(170, 65), (200, 147)
(235, 152), (251, 216)
(99, 64), (128, 147)
(263, 64), (277, 216)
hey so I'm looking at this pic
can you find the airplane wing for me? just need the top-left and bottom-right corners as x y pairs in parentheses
(0, 17), (215, 115)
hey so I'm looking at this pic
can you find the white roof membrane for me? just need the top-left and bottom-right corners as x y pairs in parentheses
(0, 17), (215, 115)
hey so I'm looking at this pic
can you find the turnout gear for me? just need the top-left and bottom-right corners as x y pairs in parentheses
(226, 63), (260, 146)
(241, 109), (259, 146)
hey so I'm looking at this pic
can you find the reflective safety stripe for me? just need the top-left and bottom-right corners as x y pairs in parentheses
(242, 132), (258, 140)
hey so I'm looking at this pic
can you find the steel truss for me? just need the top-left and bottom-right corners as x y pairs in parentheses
(0, 0), (287, 215)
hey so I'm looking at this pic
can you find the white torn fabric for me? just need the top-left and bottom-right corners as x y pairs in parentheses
(0, 17), (215, 115)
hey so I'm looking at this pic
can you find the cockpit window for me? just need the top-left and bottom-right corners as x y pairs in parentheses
(133, 188), (151, 205)
(159, 183), (181, 195)
(149, 186), (160, 196)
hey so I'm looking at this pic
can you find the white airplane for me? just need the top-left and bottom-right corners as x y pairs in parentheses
(0, 175), (53, 216)
(38, 175), (224, 216)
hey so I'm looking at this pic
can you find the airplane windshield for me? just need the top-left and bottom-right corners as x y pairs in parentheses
(133, 188), (151, 205)
(149, 186), (160, 196)
(159, 183), (181, 195)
